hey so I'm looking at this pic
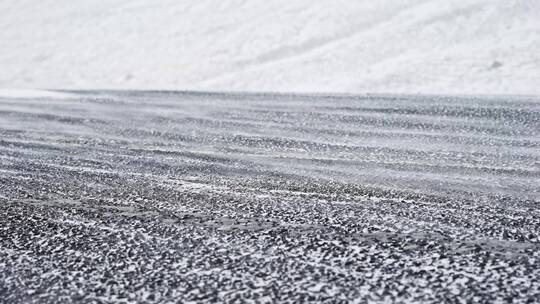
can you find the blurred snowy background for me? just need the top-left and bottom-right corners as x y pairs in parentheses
(1, 0), (539, 94)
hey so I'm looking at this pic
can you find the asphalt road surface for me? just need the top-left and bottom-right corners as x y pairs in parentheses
(1, 91), (539, 303)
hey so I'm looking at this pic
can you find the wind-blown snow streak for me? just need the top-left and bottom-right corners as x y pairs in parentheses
(1, 0), (539, 94)
(0, 92), (539, 302)
(1, 91), (537, 200)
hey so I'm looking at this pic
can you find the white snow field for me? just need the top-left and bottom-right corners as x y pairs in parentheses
(0, 89), (74, 99)
(1, 0), (539, 94)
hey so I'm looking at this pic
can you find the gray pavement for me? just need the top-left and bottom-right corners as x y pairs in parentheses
(0, 91), (539, 303)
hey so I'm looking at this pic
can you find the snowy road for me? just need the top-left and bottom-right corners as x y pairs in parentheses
(1, 91), (539, 303)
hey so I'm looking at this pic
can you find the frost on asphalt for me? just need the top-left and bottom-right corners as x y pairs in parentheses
(0, 91), (539, 303)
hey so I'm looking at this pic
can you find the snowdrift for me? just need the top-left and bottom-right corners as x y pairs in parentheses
(1, 0), (539, 94)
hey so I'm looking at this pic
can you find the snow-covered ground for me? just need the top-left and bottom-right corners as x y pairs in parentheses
(0, 88), (74, 99)
(1, 0), (539, 94)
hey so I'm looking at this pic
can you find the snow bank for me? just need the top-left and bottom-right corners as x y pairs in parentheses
(0, 89), (74, 99)
(0, 0), (539, 94)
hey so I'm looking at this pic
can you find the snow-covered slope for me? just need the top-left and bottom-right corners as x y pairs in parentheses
(1, 0), (539, 94)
